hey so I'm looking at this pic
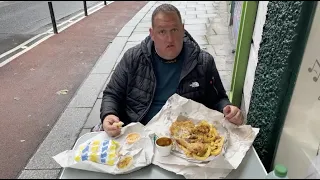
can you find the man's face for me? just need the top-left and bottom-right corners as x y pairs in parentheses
(149, 11), (184, 60)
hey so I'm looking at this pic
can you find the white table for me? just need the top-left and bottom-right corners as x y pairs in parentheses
(59, 132), (267, 179)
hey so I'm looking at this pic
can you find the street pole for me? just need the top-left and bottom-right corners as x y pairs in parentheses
(83, 1), (88, 16)
(48, 2), (58, 34)
(104, 1), (106, 5)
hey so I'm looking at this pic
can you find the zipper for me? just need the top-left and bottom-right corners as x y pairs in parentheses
(176, 60), (200, 95)
(211, 76), (219, 96)
(136, 61), (157, 123)
(178, 67), (196, 84)
(178, 71), (188, 85)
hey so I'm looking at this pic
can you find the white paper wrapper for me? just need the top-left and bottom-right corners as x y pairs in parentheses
(53, 123), (154, 175)
(306, 154), (320, 179)
(145, 94), (259, 178)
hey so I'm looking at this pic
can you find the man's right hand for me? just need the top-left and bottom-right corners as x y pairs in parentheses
(102, 114), (122, 137)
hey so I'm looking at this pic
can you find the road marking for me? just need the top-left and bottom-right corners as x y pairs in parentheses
(0, 1), (114, 68)
(0, 34), (54, 67)
(0, 34), (49, 59)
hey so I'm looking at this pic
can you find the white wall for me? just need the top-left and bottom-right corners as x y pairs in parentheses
(241, 1), (269, 115)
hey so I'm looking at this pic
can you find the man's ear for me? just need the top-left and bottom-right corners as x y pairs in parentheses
(182, 23), (185, 36)
(149, 28), (154, 41)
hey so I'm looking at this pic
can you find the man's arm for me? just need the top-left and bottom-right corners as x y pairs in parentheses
(203, 52), (244, 125)
(100, 50), (131, 124)
(205, 54), (231, 113)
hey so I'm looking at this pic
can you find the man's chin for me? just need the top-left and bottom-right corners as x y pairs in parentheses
(164, 53), (179, 60)
(157, 50), (179, 60)
(164, 56), (177, 61)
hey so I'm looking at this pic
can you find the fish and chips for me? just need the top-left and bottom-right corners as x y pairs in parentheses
(170, 119), (224, 161)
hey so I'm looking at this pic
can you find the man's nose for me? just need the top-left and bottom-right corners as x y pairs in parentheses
(167, 33), (174, 42)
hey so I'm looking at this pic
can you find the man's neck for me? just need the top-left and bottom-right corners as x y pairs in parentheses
(154, 46), (183, 63)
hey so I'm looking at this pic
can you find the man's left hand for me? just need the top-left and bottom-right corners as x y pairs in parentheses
(223, 105), (244, 125)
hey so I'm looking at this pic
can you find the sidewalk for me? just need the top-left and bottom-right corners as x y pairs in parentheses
(17, 1), (235, 178)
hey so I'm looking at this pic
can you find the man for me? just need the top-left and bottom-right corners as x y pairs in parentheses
(98, 4), (244, 137)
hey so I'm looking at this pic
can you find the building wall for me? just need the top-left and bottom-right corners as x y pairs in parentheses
(242, 1), (269, 116)
(246, 1), (313, 170)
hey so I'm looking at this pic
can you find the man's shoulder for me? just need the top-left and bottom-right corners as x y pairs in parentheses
(124, 43), (142, 58)
(198, 49), (215, 66)
(121, 43), (143, 63)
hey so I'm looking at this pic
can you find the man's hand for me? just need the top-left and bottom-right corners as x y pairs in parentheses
(102, 114), (122, 137)
(223, 105), (244, 125)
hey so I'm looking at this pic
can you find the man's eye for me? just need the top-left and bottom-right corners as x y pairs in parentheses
(159, 30), (165, 34)
(172, 29), (178, 32)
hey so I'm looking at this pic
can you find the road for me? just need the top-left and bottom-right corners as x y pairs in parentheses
(0, 1), (100, 57)
(0, 1), (148, 179)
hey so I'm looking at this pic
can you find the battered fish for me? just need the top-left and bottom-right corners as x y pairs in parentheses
(175, 138), (208, 157)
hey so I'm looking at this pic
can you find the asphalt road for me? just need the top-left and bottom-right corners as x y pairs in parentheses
(0, 1), (148, 178)
(0, 1), (100, 56)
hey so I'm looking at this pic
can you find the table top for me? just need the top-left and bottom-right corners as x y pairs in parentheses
(59, 132), (267, 179)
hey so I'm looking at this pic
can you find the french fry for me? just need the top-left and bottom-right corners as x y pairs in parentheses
(218, 136), (224, 147)
(192, 146), (211, 161)
(209, 125), (214, 134)
(211, 144), (218, 150)
(177, 144), (192, 157)
(215, 138), (221, 144)
(204, 136), (215, 143)
(212, 128), (218, 137)
(211, 146), (222, 156)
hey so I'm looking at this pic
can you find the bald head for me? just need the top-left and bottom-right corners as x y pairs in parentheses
(151, 4), (182, 27)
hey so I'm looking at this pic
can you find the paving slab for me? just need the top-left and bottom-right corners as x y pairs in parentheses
(68, 74), (109, 108)
(18, 170), (60, 179)
(25, 108), (91, 169)
(91, 36), (128, 74)
(84, 99), (103, 128)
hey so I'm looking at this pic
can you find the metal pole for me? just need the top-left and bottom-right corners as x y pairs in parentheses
(104, 1), (106, 5)
(83, 1), (88, 16)
(48, 2), (58, 34)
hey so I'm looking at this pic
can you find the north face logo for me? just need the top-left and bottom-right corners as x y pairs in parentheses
(190, 82), (199, 88)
